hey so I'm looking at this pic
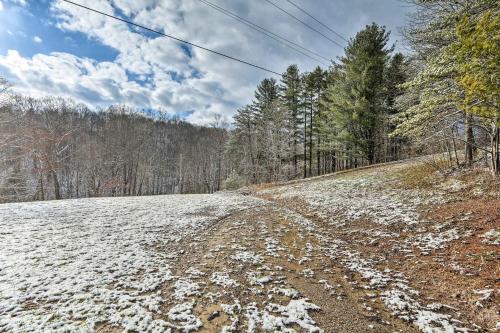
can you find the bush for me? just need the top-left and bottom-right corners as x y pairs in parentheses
(223, 171), (242, 190)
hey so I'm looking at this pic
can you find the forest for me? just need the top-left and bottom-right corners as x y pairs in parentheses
(0, 0), (498, 203)
(0, 96), (228, 202)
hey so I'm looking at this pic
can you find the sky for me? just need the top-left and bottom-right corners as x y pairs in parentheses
(0, 0), (415, 125)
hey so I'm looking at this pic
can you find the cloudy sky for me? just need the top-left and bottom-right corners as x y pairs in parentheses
(0, 0), (414, 124)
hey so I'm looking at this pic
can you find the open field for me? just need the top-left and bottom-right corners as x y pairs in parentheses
(0, 160), (498, 332)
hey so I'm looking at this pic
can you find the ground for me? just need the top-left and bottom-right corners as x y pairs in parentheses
(0, 159), (498, 332)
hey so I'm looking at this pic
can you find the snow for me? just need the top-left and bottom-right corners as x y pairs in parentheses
(174, 279), (201, 301)
(230, 251), (263, 264)
(211, 271), (240, 288)
(168, 301), (202, 332)
(480, 229), (500, 245)
(404, 228), (460, 255)
(382, 290), (469, 333)
(264, 299), (323, 332)
(0, 193), (259, 332)
(272, 287), (300, 299)
(260, 174), (431, 227)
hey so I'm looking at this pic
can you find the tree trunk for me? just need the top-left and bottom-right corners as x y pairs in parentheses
(464, 112), (474, 167)
(303, 108), (307, 179)
(309, 103), (313, 177)
(50, 170), (61, 200)
(491, 123), (499, 174)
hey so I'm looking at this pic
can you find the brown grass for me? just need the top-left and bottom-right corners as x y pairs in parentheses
(397, 158), (450, 189)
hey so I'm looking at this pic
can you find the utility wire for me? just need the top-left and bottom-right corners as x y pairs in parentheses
(198, 0), (330, 65)
(60, 0), (281, 75)
(284, 0), (349, 42)
(262, 0), (344, 49)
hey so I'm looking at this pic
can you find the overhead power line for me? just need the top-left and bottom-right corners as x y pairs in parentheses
(284, 0), (349, 42)
(198, 0), (330, 65)
(262, 0), (344, 49)
(60, 0), (281, 75)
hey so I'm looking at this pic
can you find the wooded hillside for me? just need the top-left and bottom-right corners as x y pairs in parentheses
(0, 95), (228, 202)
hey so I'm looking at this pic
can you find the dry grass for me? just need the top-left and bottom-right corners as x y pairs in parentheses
(397, 158), (451, 189)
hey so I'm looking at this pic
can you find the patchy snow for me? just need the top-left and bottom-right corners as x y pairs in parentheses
(480, 229), (500, 245)
(0, 193), (260, 332)
(260, 174), (432, 227)
(406, 228), (460, 255)
(168, 301), (202, 332)
(220, 299), (241, 332)
(279, 203), (471, 333)
(211, 271), (240, 288)
(382, 290), (469, 333)
(271, 287), (300, 299)
(247, 272), (273, 286)
(230, 251), (263, 264)
(244, 299), (323, 333)
(174, 279), (201, 301)
(302, 269), (315, 278)
(264, 299), (323, 332)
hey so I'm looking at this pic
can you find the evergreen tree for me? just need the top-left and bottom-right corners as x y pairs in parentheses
(385, 53), (408, 160)
(324, 23), (391, 164)
(280, 65), (302, 177)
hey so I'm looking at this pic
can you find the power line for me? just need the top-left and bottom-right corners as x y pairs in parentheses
(262, 0), (344, 49)
(284, 0), (349, 42)
(60, 0), (281, 76)
(198, 0), (330, 65)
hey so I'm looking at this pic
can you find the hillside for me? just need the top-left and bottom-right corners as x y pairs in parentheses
(0, 158), (498, 332)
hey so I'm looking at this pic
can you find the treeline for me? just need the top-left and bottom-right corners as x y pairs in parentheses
(226, 23), (409, 184)
(227, 0), (499, 186)
(394, 0), (498, 174)
(1, 0), (497, 202)
(0, 94), (228, 203)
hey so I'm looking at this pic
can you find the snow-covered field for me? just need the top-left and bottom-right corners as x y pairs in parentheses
(0, 194), (260, 332)
(1, 163), (497, 332)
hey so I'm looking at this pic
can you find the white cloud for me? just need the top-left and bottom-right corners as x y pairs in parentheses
(0, 1), (4, 11)
(1, 0), (411, 124)
(33, 36), (42, 43)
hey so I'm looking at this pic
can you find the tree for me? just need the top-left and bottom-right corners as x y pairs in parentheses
(385, 53), (408, 160)
(394, 0), (497, 168)
(324, 23), (391, 165)
(280, 65), (302, 177)
(0, 94), (232, 202)
(454, 9), (499, 173)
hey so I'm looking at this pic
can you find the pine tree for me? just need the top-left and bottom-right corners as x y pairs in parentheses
(324, 23), (391, 165)
(385, 53), (408, 160)
(280, 65), (302, 177)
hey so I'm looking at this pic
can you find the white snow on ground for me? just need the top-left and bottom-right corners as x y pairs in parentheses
(230, 251), (263, 264)
(0, 194), (260, 332)
(211, 271), (240, 288)
(244, 299), (323, 333)
(263, 299), (323, 333)
(264, 169), (474, 333)
(168, 301), (202, 332)
(260, 173), (444, 227)
(480, 229), (500, 245)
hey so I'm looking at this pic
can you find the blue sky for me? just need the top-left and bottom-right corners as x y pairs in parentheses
(0, 0), (415, 124)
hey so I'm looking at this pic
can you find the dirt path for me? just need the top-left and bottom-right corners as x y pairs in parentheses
(160, 202), (418, 332)
(155, 162), (498, 332)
